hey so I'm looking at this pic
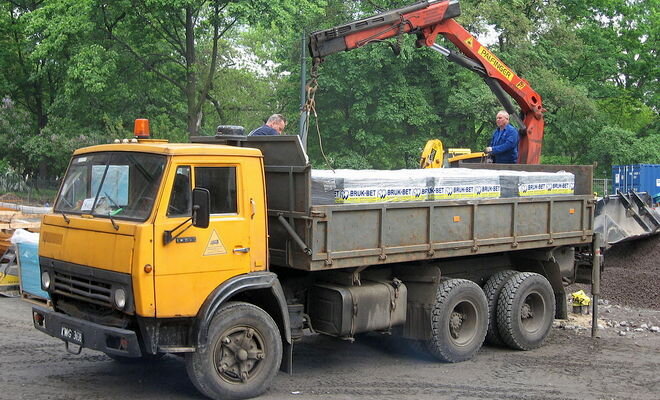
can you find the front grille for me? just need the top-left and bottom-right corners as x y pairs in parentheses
(53, 270), (113, 307)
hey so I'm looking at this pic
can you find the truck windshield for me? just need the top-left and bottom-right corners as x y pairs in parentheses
(54, 152), (166, 221)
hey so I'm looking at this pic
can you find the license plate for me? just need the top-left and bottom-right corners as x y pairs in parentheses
(61, 325), (83, 345)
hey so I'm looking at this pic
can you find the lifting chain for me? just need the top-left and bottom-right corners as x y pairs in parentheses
(302, 57), (334, 171)
(394, 17), (407, 56)
(301, 19), (409, 171)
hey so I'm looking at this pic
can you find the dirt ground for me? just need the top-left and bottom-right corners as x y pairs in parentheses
(0, 297), (658, 400)
(1, 236), (659, 400)
(599, 235), (660, 309)
(563, 235), (660, 336)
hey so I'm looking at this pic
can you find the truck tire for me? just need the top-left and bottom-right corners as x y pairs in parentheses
(482, 270), (518, 346)
(185, 302), (282, 400)
(496, 272), (555, 350)
(426, 279), (488, 363)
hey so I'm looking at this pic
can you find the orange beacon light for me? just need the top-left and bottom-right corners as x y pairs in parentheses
(134, 119), (150, 139)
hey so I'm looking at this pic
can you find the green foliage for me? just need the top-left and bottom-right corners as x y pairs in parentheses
(585, 126), (660, 177)
(597, 95), (656, 134)
(0, 164), (27, 193)
(0, 0), (657, 183)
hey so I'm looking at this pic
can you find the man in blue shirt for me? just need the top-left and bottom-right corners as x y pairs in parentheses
(485, 111), (519, 163)
(248, 114), (287, 136)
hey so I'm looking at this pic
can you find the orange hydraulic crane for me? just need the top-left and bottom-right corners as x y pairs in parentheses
(308, 0), (545, 164)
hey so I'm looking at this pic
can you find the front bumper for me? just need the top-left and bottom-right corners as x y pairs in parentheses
(32, 305), (142, 357)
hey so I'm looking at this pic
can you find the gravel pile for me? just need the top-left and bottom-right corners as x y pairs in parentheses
(599, 235), (660, 310)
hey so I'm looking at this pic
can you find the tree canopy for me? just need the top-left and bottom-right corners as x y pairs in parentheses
(0, 0), (657, 183)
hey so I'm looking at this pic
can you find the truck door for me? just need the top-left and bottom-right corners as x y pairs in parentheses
(153, 162), (251, 318)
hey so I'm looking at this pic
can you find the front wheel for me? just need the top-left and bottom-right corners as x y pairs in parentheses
(497, 272), (555, 350)
(185, 302), (282, 400)
(425, 279), (488, 363)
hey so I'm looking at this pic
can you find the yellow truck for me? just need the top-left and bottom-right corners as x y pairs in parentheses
(32, 130), (599, 400)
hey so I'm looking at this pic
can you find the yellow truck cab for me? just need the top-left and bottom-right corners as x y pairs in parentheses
(33, 127), (599, 400)
(33, 138), (291, 399)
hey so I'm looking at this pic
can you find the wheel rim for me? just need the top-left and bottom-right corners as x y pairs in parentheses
(448, 299), (479, 347)
(520, 291), (546, 334)
(213, 325), (266, 384)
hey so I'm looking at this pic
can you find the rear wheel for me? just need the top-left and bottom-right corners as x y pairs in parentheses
(497, 272), (555, 350)
(185, 302), (282, 400)
(482, 270), (517, 346)
(424, 279), (488, 363)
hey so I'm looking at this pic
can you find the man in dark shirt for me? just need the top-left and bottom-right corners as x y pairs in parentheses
(485, 110), (519, 163)
(249, 114), (287, 136)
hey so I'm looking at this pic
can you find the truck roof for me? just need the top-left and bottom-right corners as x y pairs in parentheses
(73, 141), (263, 158)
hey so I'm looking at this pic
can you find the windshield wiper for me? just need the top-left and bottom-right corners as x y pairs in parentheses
(103, 192), (123, 228)
(104, 192), (121, 209)
(62, 212), (70, 224)
(108, 212), (119, 230)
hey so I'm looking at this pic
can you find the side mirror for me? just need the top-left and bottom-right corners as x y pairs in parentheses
(192, 188), (210, 228)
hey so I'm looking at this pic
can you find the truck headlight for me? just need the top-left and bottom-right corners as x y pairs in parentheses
(114, 288), (126, 309)
(41, 271), (51, 290)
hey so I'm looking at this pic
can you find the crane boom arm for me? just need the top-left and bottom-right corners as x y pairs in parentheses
(308, 0), (545, 164)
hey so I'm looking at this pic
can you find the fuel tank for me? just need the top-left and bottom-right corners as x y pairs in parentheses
(308, 279), (407, 338)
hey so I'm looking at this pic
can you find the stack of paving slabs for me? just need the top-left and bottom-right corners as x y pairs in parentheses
(311, 168), (574, 205)
(498, 170), (575, 198)
(312, 168), (501, 205)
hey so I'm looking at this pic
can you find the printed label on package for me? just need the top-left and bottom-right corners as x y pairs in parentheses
(519, 182), (574, 196)
(428, 184), (500, 200)
(335, 187), (428, 203)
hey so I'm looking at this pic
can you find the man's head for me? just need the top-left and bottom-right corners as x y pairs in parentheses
(495, 111), (509, 129)
(266, 114), (287, 134)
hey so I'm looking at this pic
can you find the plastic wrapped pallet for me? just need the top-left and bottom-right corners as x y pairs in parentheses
(312, 168), (576, 204)
(498, 170), (575, 197)
(311, 168), (502, 204)
(425, 168), (501, 200)
(312, 169), (430, 204)
(311, 170), (339, 205)
(10, 229), (49, 299)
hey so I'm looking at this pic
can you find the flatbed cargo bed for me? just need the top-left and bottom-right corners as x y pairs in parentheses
(191, 135), (595, 271)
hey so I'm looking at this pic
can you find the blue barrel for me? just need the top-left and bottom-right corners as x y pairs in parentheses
(612, 164), (660, 195)
(17, 242), (50, 299)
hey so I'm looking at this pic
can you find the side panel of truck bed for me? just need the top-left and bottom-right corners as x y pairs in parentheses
(273, 195), (593, 271)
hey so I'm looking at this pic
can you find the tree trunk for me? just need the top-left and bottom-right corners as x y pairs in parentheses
(185, 6), (197, 137)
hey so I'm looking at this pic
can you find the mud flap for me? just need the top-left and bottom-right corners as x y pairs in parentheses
(280, 341), (293, 374)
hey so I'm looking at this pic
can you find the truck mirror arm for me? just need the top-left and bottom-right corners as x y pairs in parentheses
(163, 217), (193, 245)
(163, 189), (210, 245)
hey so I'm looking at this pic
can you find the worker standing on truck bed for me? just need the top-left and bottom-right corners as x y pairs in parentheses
(485, 111), (519, 163)
(249, 114), (287, 136)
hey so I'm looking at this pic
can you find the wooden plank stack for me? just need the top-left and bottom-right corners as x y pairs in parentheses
(0, 209), (41, 255)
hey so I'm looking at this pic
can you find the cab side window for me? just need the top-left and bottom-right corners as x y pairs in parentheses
(195, 167), (237, 214)
(167, 166), (192, 217)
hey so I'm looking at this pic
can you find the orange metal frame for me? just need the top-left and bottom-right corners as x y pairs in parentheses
(314, 1), (545, 164)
